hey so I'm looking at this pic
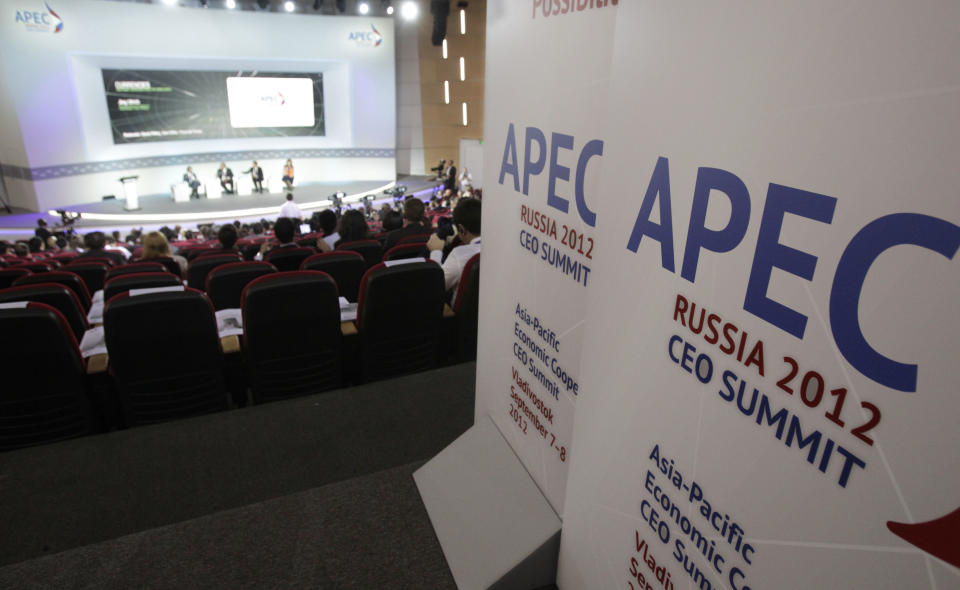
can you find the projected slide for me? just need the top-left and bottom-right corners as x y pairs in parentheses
(102, 69), (324, 144)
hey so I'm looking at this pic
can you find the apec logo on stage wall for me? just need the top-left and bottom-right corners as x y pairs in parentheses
(13, 2), (63, 33)
(348, 24), (383, 47)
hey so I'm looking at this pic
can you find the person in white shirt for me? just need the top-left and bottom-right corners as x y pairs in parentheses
(279, 193), (303, 222)
(427, 198), (481, 296)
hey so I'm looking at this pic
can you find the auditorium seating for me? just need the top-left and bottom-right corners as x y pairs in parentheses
(13, 271), (92, 311)
(205, 261), (276, 310)
(264, 246), (314, 272)
(0, 268), (32, 289)
(337, 240), (383, 270)
(0, 301), (98, 451)
(104, 288), (228, 426)
(69, 256), (116, 268)
(300, 251), (365, 302)
(451, 253), (481, 362)
(187, 254), (242, 290)
(0, 283), (89, 339)
(104, 272), (183, 302)
(396, 234), (432, 245)
(383, 243), (429, 262)
(106, 262), (168, 280)
(242, 271), (343, 403)
(62, 262), (110, 295)
(18, 262), (52, 274)
(355, 261), (445, 382)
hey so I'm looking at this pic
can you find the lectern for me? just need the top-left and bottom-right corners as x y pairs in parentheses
(119, 175), (140, 211)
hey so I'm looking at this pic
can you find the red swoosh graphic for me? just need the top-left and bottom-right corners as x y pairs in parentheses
(887, 506), (960, 567)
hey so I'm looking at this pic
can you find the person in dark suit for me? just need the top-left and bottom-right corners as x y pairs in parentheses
(244, 161), (265, 193)
(444, 160), (457, 195)
(382, 197), (432, 253)
(217, 163), (235, 194)
(77, 231), (125, 266)
(183, 166), (201, 199)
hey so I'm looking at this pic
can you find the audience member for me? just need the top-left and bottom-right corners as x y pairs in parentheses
(105, 235), (132, 261)
(27, 236), (44, 253)
(427, 198), (481, 295)
(77, 231), (125, 266)
(383, 198), (431, 252)
(256, 217), (298, 260)
(35, 218), (51, 242)
(218, 224), (239, 250)
(334, 209), (370, 248)
(279, 193), (303, 221)
(14, 242), (29, 258)
(141, 230), (188, 276)
(318, 209), (340, 249)
(382, 210), (403, 233)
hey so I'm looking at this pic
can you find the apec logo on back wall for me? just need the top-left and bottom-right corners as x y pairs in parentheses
(348, 24), (383, 47)
(13, 2), (63, 33)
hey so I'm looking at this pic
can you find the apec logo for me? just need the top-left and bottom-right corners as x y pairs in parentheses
(13, 2), (63, 33)
(260, 92), (286, 106)
(348, 24), (383, 47)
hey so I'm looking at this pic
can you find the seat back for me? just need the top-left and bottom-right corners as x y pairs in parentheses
(396, 233), (432, 245)
(337, 240), (383, 270)
(104, 288), (227, 426)
(104, 272), (183, 302)
(0, 301), (96, 450)
(356, 261), (445, 382)
(106, 262), (168, 280)
(452, 253), (481, 361)
(242, 271), (343, 403)
(70, 256), (116, 268)
(139, 256), (184, 278)
(206, 261), (276, 310)
(264, 246), (314, 272)
(0, 284), (88, 339)
(299, 251), (365, 302)
(383, 243), (429, 262)
(13, 270), (92, 311)
(61, 262), (110, 295)
(186, 254), (241, 290)
(0, 268), (32, 290)
(18, 262), (52, 274)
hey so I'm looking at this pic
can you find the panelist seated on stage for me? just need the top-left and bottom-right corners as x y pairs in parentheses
(244, 161), (265, 194)
(183, 166), (202, 199)
(217, 163), (235, 195)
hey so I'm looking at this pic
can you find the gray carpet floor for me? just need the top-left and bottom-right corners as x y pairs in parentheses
(0, 362), (476, 585)
(0, 461), (456, 590)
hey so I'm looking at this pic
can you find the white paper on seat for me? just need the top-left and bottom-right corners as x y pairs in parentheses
(340, 302), (358, 322)
(92, 290), (104, 305)
(215, 308), (243, 338)
(339, 296), (350, 308)
(79, 326), (107, 358)
(383, 258), (424, 268)
(0, 301), (29, 309)
(129, 286), (185, 297)
(86, 302), (104, 324)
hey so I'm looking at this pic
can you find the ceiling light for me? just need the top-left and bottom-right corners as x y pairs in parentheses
(460, 9), (465, 34)
(459, 57), (465, 81)
(225, 0), (236, 8)
(162, 0), (176, 5)
(284, 1), (296, 11)
(358, 2), (369, 14)
(442, 38), (447, 59)
(400, 1), (418, 19)
(386, 5), (394, 14)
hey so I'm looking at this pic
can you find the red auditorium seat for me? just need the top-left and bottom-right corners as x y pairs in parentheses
(205, 261), (276, 310)
(300, 251), (365, 302)
(103, 288), (228, 426)
(61, 262), (110, 295)
(69, 256), (116, 268)
(396, 233), (432, 245)
(355, 261), (445, 382)
(104, 272), (183, 302)
(18, 262), (52, 274)
(105, 262), (168, 280)
(13, 270), (92, 311)
(187, 254), (242, 290)
(336, 239), (383, 270)
(382, 243), (429, 262)
(242, 271), (343, 403)
(263, 246), (314, 272)
(0, 301), (98, 450)
(451, 253), (481, 362)
(0, 268), (32, 290)
(0, 283), (89, 339)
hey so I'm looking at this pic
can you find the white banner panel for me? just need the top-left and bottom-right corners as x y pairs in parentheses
(476, 0), (618, 514)
(558, 1), (960, 589)
(226, 77), (315, 129)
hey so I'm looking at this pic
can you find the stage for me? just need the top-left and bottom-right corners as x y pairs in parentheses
(0, 176), (443, 239)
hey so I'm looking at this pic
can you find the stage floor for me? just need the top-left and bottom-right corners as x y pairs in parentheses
(0, 176), (442, 238)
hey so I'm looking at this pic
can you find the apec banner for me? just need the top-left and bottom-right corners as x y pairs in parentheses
(476, 0), (617, 514)
(557, 2), (960, 588)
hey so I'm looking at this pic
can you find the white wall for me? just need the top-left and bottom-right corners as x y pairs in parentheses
(395, 13), (425, 175)
(0, 0), (397, 211)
